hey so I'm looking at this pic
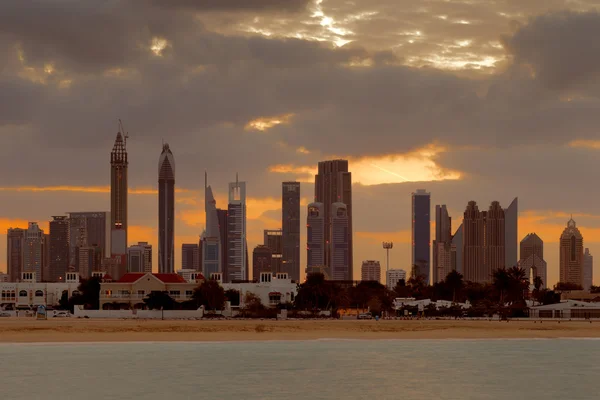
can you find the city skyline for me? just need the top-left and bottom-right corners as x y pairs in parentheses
(2, 2), (600, 287)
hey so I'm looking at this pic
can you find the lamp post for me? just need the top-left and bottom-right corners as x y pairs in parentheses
(382, 242), (394, 272)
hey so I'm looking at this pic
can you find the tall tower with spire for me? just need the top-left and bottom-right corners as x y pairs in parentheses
(158, 143), (175, 274)
(110, 128), (128, 265)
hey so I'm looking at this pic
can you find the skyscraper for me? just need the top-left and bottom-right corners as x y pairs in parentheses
(411, 189), (431, 283)
(559, 218), (584, 287)
(23, 222), (44, 282)
(330, 202), (350, 281)
(583, 248), (593, 291)
(182, 243), (200, 271)
(264, 229), (283, 274)
(361, 260), (381, 282)
(127, 242), (152, 273)
(314, 160), (353, 279)
(7, 228), (25, 282)
(306, 202), (325, 274)
(217, 208), (229, 280)
(433, 205), (453, 283)
(282, 182), (301, 281)
(519, 233), (547, 289)
(202, 173), (223, 279)
(451, 224), (463, 275)
(485, 201), (506, 275)
(252, 245), (272, 280)
(158, 143), (175, 274)
(68, 212), (109, 273)
(227, 176), (247, 282)
(110, 130), (128, 259)
(504, 198), (518, 268)
(49, 216), (70, 282)
(463, 201), (485, 283)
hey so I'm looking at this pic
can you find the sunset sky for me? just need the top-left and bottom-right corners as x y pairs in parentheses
(1, 0), (600, 286)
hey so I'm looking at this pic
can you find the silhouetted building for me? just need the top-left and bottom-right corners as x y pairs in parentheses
(217, 209), (229, 281)
(433, 205), (453, 283)
(227, 176), (247, 281)
(252, 245), (273, 281)
(202, 172), (222, 278)
(463, 201), (485, 283)
(485, 201), (505, 276)
(519, 233), (547, 288)
(452, 224), (463, 275)
(24, 222), (45, 282)
(330, 202), (350, 281)
(182, 243), (200, 271)
(559, 218), (584, 287)
(282, 182), (301, 281)
(584, 248), (593, 291)
(412, 189), (431, 283)
(49, 216), (70, 282)
(504, 198), (518, 268)
(386, 269), (407, 290)
(68, 212), (109, 273)
(361, 260), (381, 282)
(110, 130), (128, 258)
(7, 228), (25, 282)
(158, 143), (175, 274)
(315, 160), (353, 279)
(264, 229), (283, 275)
(128, 242), (152, 273)
(307, 202), (325, 274)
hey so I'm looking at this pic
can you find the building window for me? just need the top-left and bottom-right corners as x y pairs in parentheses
(137, 290), (145, 296)
(105, 290), (112, 297)
(185, 290), (193, 297)
(269, 294), (281, 304)
(35, 290), (44, 297)
(169, 290), (180, 298)
(19, 290), (27, 297)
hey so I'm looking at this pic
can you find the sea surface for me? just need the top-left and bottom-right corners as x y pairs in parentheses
(0, 339), (598, 399)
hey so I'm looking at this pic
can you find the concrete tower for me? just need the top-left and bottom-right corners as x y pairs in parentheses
(463, 201), (485, 283)
(485, 201), (506, 276)
(282, 182), (301, 281)
(227, 175), (247, 282)
(411, 189), (431, 283)
(330, 202), (350, 281)
(158, 143), (175, 274)
(559, 218), (584, 287)
(519, 233), (547, 289)
(110, 130), (128, 259)
(306, 202), (325, 274)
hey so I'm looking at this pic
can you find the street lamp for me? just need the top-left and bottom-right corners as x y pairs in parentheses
(382, 242), (394, 272)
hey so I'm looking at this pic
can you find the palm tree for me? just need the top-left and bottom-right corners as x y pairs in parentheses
(493, 268), (511, 304)
(533, 276), (543, 291)
(444, 271), (464, 302)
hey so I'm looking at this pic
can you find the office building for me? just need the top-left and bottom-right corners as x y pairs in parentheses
(386, 269), (407, 290)
(264, 229), (283, 275)
(306, 202), (325, 274)
(519, 233), (546, 288)
(485, 201), (506, 275)
(559, 218), (584, 287)
(361, 260), (381, 282)
(110, 129), (128, 259)
(463, 201), (485, 283)
(49, 216), (70, 282)
(282, 182), (301, 281)
(202, 173), (223, 278)
(411, 189), (431, 283)
(158, 143), (175, 274)
(23, 222), (45, 282)
(314, 160), (353, 278)
(128, 242), (153, 273)
(451, 224), (463, 275)
(584, 248), (593, 291)
(504, 198), (518, 268)
(330, 202), (350, 281)
(433, 205), (453, 283)
(252, 245), (273, 281)
(182, 243), (200, 271)
(217, 208), (229, 280)
(7, 228), (25, 282)
(227, 176), (247, 282)
(68, 212), (109, 273)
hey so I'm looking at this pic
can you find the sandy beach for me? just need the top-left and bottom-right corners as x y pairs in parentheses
(0, 318), (599, 343)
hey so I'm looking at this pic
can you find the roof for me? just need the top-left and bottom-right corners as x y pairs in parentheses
(530, 300), (600, 310)
(102, 274), (114, 281)
(117, 273), (187, 284)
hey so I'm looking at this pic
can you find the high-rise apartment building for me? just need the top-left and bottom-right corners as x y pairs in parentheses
(519, 233), (547, 288)
(264, 229), (283, 274)
(451, 224), (463, 275)
(128, 242), (153, 273)
(485, 201), (505, 275)
(559, 218), (584, 287)
(306, 202), (325, 273)
(314, 160), (353, 279)
(361, 260), (381, 282)
(217, 208), (229, 280)
(227, 176), (247, 282)
(412, 189), (431, 283)
(386, 269), (407, 290)
(504, 198), (518, 268)
(23, 222), (44, 282)
(463, 201), (485, 283)
(330, 202), (350, 281)
(252, 245), (272, 281)
(68, 212), (109, 271)
(49, 216), (70, 282)
(201, 173), (223, 279)
(158, 143), (175, 274)
(282, 182), (301, 281)
(110, 130), (128, 259)
(182, 243), (200, 271)
(433, 205), (453, 283)
(7, 228), (25, 282)
(583, 248), (593, 291)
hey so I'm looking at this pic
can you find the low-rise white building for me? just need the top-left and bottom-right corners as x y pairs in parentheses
(221, 272), (297, 307)
(392, 298), (471, 311)
(529, 300), (600, 319)
(0, 272), (81, 310)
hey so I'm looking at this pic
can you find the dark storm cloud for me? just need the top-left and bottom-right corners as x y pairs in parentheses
(503, 11), (600, 90)
(148, 0), (310, 12)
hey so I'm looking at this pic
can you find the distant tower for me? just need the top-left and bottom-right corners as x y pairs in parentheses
(463, 201), (485, 283)
(519, 233), (547, 289)
(202, 172), (222, 278)
(7, 228), (26, 282)
(306, 202), (325, 274)
(411, 189), (431, 283)
(158, 143), (175, 274)
(584, 248), (594, 290)
(49, 216), (70, 282)
(433, 205), (453, 283)
(264, 229), (283, 274)
(330, 202), (350, 281)
(504, 198), (518, 268)
(127, 242), (153, 273)
(485, 201), (506, 275)
(110, 125), (128, 260)
(252, 245), (273, 281)
(23, 222), (44, 282)
(282, 182), (301, 281)
(227, 175), (247, 282)
(559, 218), (584, 287)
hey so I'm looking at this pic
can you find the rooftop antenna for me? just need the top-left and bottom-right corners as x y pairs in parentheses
(118, 119), (129, 148)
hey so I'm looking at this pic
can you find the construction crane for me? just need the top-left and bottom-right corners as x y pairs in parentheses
(118, 119), (129, 148)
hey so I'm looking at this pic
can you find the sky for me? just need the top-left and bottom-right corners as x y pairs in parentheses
(1, 0), (600, 286)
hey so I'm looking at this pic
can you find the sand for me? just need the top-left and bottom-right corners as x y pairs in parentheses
(0, 318), (599, 343)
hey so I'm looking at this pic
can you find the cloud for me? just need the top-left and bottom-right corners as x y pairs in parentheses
(148, 0), (311, 12)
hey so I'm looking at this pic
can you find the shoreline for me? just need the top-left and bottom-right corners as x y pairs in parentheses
(1, 319), (600, 343)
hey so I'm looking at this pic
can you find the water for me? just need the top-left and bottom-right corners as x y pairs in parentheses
(1, 339), (598, 399)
